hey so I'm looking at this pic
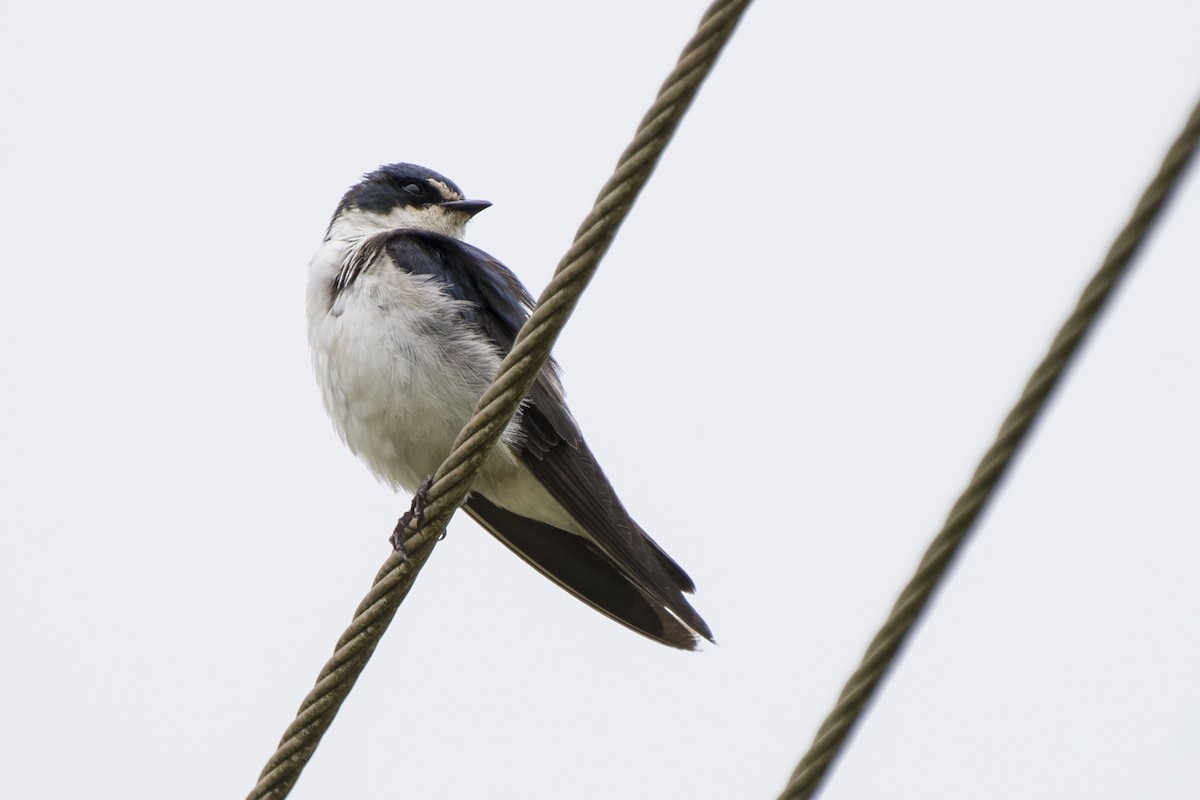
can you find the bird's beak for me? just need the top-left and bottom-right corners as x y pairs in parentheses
(440, 198), (492, 218)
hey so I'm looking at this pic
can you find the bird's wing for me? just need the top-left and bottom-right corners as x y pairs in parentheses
(463, 495), (698, 649)
(383, 231), (712, 644)
(515, 398), (711, 641)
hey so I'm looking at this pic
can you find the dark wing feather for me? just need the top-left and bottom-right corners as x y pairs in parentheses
(516, 402), (711, 640)
(463, 495), (698, 649)
(380, 230), (711, 644)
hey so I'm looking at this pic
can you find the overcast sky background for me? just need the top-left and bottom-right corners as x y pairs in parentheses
(3, 2), (1199, 798)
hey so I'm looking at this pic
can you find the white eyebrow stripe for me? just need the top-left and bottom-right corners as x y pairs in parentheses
(427, 178), (461, 202)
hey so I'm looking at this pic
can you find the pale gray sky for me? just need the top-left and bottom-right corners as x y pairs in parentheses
(3, 2), (1199, 798)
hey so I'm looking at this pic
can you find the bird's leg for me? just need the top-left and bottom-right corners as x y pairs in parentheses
(390, 474), (436, 557)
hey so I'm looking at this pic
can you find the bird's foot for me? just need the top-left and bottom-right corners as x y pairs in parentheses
(390, 474), (436, 557)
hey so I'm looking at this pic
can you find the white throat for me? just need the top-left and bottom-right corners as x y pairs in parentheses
(327, 204), (469, 243)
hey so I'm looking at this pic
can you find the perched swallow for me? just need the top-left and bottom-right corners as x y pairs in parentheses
(306, 163), (711, 649)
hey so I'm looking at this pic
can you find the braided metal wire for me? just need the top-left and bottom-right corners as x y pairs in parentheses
(778, 95), (1200, 800)
(246, 2), (752, 797)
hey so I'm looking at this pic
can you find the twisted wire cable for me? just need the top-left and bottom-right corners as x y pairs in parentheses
(246, 1), (753, 797)
(778, 94), (1200, 800)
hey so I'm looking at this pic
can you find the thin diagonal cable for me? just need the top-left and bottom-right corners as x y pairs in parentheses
(246, 2), (752, 798)
(778, 94), (1200, 800)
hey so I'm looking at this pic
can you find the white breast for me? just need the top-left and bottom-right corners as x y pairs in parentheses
(305, 235), (519, 492)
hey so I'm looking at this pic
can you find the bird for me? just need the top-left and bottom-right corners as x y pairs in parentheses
(305, 163), (712, 650)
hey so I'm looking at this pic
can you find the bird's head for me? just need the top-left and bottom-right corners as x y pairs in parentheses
(327, 163), (491, 240)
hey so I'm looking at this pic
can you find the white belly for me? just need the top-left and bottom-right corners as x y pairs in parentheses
(305, 237), (582, 535)
(306, 239), (510, 491)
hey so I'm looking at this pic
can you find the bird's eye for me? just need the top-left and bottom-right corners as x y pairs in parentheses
(402, 182), (426, 197)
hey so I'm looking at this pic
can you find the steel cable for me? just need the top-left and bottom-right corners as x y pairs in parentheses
(777, 94), (1200, 800)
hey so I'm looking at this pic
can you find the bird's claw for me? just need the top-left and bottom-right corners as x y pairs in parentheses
(389, 475), (436, 557)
